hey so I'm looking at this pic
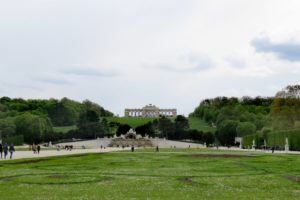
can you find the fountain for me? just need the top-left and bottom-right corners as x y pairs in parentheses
(109, 129), (153, 147)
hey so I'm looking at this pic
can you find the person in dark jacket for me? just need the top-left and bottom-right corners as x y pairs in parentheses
(37, 145), (41, 154)
(0, 143), (3, 159)
(9, 144), (15, 159)
(3, 143), (8, 159)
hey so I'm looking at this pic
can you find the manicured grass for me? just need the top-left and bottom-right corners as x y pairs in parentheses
(188, 117), (216, 132)
(53, 125), (77, 133)
(0, 149), (300, 199)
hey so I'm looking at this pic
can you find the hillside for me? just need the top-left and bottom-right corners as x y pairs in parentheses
(105, 116), (215, 132)
(188, 117), (216, 132)
(105, 117), (155, 128)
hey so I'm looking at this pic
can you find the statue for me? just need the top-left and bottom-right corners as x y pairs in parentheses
(252, 139), (255, 150)
(285, 137), (289, 152)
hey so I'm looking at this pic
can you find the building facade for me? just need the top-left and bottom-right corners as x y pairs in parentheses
(124, 104), (177, 118)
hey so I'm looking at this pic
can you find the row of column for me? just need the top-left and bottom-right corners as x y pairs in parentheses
(125, 109), (176, 117)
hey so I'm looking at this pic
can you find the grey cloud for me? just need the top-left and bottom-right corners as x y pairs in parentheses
(155, 55), (214, 73)
(34, 77), (72, 85)
(225, 57), (246, 68)
(251, 37), (300, 62)
(61, 68), (118, 77)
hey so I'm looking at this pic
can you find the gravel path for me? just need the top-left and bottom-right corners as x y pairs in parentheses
(1, 146), (299, 161)
(0, 147), (130, 161)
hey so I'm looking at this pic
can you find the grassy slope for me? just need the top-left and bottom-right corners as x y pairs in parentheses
(106, 116), (215, 132)
(0, 149), (300, 199)
(53, 125), (77, 133)
(105, 117), (155, 128)
(188, 117), (216, 132)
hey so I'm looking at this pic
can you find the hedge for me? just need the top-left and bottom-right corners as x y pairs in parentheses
(243, 129), (300, 150)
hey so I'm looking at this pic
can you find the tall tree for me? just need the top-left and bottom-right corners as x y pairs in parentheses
(14, 113), (53, 143)
(158, 117), (175, 139)
(174, 115), (189, 139)
(216, 120), (238, 145)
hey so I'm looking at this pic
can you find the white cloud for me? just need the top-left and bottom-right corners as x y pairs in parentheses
(1, 0), (300, 115)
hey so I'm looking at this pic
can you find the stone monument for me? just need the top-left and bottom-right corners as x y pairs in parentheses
(252, 139), (256, 150)
(285, 137), (289, 152)
(109, 129), (153, 147)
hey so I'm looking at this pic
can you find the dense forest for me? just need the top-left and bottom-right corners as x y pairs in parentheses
(0, 97), (113, 144)
(190, 85), (300, 150)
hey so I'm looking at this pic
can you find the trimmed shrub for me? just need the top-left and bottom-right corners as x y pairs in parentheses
(243, 129), (300, 150)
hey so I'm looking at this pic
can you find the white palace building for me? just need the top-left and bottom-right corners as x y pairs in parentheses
(124, 104), (177, 118)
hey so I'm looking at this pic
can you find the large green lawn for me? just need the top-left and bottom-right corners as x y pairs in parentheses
(0, 149), (300, 199)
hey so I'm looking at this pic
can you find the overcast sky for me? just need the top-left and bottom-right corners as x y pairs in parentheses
(1, 0), (300, 116)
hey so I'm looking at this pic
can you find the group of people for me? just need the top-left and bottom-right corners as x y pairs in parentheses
(30, 144), (41, 154)
(0, 143), (15, 159)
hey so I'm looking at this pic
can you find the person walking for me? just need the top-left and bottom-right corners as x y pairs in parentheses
(37, 145), (41, 154)
(3, 143), (8, 159)
(9, 144), (15, 159)
(0, 143), (3, 159)
(32, 143), (37, 154)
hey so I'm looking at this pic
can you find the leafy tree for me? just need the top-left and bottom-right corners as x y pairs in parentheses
(158, 117), (175, 139)
(188, 129), (203, 141)
(14, 113), (53, 143)
(135, 122), (155, 137)
(203, 132), (215, 145)
(82, 100), (113, 117)
(76, 109), (109, 139)
(216, 120), (239, 145)
(0, 117), (16, 137)
(236, 122), (256, 137)
(276, 85), (300, 98)
(270, 97), (300, 130)
(78, 110), (100, 126)
(48, 98), (82, 126)
(116, 124), (131, 136)
(174, 115), (189, 139)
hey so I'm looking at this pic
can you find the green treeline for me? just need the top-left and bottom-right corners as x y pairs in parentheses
(109, 115), (215, 145)
(190, 96), (273, 145)
(0, 97), (113, 144)
(190, 85), (300, 149)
